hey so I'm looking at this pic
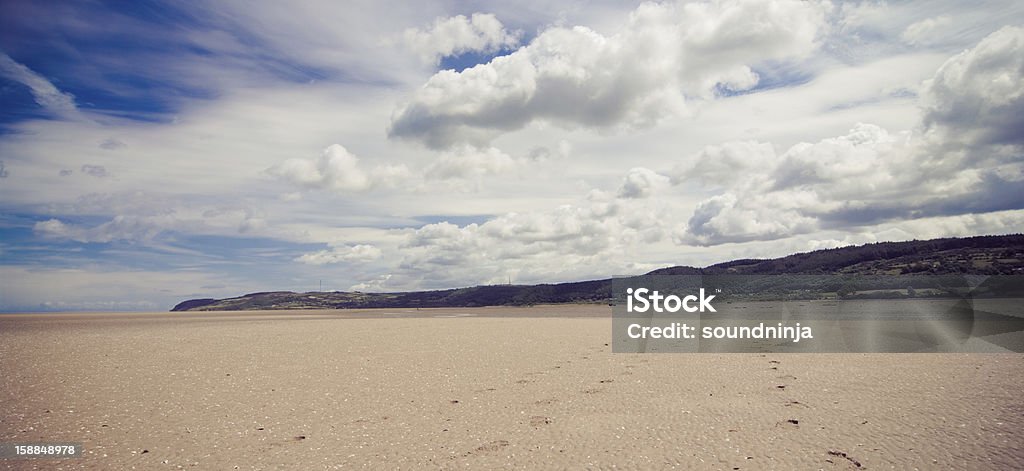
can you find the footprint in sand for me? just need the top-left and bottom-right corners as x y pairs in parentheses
(529, 416), (552, 427)
(475, 440), (510, 453)
(454, 440), (511, 459)
(826, 450), (863, 468)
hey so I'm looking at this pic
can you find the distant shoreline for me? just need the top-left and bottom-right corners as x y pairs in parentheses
(172, 234), (1024, 312)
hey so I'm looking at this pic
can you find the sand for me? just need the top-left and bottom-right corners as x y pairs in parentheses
(1, 306), (1022, 470)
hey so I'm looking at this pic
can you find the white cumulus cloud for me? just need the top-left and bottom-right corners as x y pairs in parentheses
(920, 25), (1024, 148)
(617, 167), (670, 199)
(901, 15), (952, 46)
(267, 144), (410, 192)
(424, 145), (522, 181)
(389, 0), (830, 148)
(403, 13), (521, 64)
(671, 140), (776, 186)
(295, 244), (382, 265)
(671, 26), (1024, 246)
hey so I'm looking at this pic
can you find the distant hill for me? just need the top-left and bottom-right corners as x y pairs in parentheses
(652, 234), (1024, 276)
(172, 279), (610, 311)
(172, 234), (1024, 311)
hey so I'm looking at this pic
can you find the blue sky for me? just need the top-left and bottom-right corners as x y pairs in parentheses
(1, 0), (1023, 311)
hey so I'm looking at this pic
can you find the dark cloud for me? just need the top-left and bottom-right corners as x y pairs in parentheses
(99, 138), (126, 150)
(809, 170), (1024, 226)
(80, 164), (108, 178)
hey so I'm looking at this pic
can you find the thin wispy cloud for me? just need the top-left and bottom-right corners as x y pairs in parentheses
(0, 52), (78, 117)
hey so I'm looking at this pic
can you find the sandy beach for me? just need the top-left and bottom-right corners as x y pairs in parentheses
(1, 306), (1022, 470)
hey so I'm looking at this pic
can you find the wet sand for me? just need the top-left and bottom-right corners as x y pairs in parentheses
(1, 306), (1022, 469)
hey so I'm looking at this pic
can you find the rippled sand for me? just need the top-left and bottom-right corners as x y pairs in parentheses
(1, 306), (1022, 469)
